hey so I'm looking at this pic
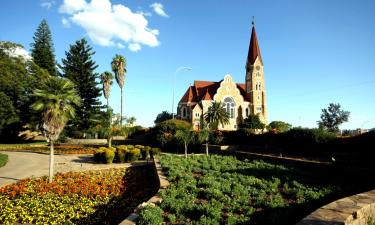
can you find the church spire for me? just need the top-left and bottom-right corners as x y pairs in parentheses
(246, 18), (263, 66)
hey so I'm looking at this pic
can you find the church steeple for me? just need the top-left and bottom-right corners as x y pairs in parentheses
(246, 19), (263, 67)
(245, 18), (267, 125)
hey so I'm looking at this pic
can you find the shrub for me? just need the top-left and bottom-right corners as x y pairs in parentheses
(104, 148), (115, 164)
(138, 205), (163, 225)
(141, 146), (151, 159)
(128, 148), (140, 162)
(117, 145), (127, 163)
(135, 145), (145, 149)
(94, 147), (107, 163)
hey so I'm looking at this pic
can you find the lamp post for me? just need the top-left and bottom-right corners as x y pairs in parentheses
(172, 66), (192, 119)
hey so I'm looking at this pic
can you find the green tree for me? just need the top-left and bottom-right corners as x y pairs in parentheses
(30, 19), (56, 76)
(31, 76), (80, 182)
(268, 121), (292, 133)
(239, 114), (265, 131)
(60, 38), (101, 136)
(100, 71), (114, 109)
(111, 54), (127, 125)
(127, 116), (136, 126)
(204, 101), (230, 130)
(175, 127), (195, 158)
(318, 103), (350, 132)
(198, 127), (210, 156)
(0, 41), (49, 141)
(154, 111), (173, 124)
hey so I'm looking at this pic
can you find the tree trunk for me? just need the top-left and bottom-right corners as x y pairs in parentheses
(120, 88), (123, 126)
(108, 136), (112, 148)
(205, 142), (209, 156)
(184, 142), (187, 159)
(48, 140), (54, 183)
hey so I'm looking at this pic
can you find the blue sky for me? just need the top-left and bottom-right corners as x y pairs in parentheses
(1, 0), (375, 129)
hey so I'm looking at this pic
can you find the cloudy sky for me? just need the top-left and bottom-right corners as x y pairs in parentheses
(1, 0), (375, 129)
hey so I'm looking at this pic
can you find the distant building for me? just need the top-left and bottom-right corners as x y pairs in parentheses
(177, 21), (267, 130)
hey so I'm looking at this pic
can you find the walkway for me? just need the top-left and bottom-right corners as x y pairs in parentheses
(0, 151), (131, 187)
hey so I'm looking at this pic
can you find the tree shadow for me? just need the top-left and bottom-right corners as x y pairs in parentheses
(72, 164), (159, 225)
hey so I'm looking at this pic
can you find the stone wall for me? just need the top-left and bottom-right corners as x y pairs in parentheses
(296, 189), (375, 225)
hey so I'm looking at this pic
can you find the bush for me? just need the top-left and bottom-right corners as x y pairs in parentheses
(94, 147), (107, 163)
(141, 146), (151, 159)
(116, 145), (127, 163)
(138, 205), (163, 225)
(104, 148), (115, 164)
(127, 148), (140, 162)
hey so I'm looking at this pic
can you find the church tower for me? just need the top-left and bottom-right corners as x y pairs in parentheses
(245, 19), (267, 124)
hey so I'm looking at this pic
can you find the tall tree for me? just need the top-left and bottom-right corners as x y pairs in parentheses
(31, 76), (80, 182)
(204, 101), (230, 130)
(268, 121), (292, 133)
(60, 38), (101, 135)
(318, 103), (350, 132)
(30, 19), (56, 76)
(100, 71), (114, 109)
(111, 54), (127, 125)
(0, 41), (49, 142)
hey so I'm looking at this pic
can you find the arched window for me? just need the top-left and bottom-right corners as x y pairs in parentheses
(246, 108), (249, 117)
(223, 97), (235, 119)
(182, 107), (187, 118)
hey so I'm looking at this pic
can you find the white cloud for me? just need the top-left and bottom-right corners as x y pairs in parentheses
(128, 43), (141, 52)
(61, 17), (71, 28)
(59, 0), (160, 50)
(150, 2), (169, 18)
(116, 43), (125, 49)
(40, 0), (56, 10)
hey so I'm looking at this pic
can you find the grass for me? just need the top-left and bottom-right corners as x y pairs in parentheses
(139, 154), (341, 225)
(0, 153), (8, 168)
(0, 166), (158, 224)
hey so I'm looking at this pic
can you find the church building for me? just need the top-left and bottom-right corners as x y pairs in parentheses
(177, 21), (267, 131)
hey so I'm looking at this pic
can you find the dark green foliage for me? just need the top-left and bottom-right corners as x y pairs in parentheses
(0, 153), (8, 168)
(154, 111), (173, 124)
(318, 103), (350, 132)
(60, 38), (101, 135)
(139, 155), (334, 224)
(268, 121), (292, 133)
(138, 205), (163, 225)
(30, 19), (56, 76)
(240, 113), (265, 130)
(0, 41), (49, 142)
(204, 101), (230, 130)
(150, 119), (193, 152)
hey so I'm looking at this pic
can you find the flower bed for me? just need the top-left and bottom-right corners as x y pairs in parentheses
(0, 166), (158, 224)
(0, 144), (96, 154)
(138, 154), (336, 225)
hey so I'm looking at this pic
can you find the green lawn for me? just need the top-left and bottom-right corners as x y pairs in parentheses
(0, 153), (8, 168)
(139, 154), (339, 225)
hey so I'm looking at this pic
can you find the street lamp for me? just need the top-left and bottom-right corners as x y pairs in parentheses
(172, 66), (192, 119)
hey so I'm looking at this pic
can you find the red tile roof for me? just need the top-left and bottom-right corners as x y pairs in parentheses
(179, 80), (250, 103)
(247, 23), (262, 65)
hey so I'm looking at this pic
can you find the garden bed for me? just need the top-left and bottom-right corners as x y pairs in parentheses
(0, 143), (96, 154)
(0, 165), (158, 224)
(139, 154), (340, 225)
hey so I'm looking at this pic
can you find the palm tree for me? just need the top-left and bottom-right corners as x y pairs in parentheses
(204, 101), (230, 130)
(127, 116), (136, 126)
(100, 71), (114, 147)
(111, 54), (127, 125)
(31, 76), (80, 183)
(175, 127), (195, 158)
(100, 71), (114, 109)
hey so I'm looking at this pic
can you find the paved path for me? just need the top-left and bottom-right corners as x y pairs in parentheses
(0, 151), (131, 187)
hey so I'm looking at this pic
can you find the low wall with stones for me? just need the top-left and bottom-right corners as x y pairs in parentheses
(119, 157), (170, 225)
(296, 189), (375, 225)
